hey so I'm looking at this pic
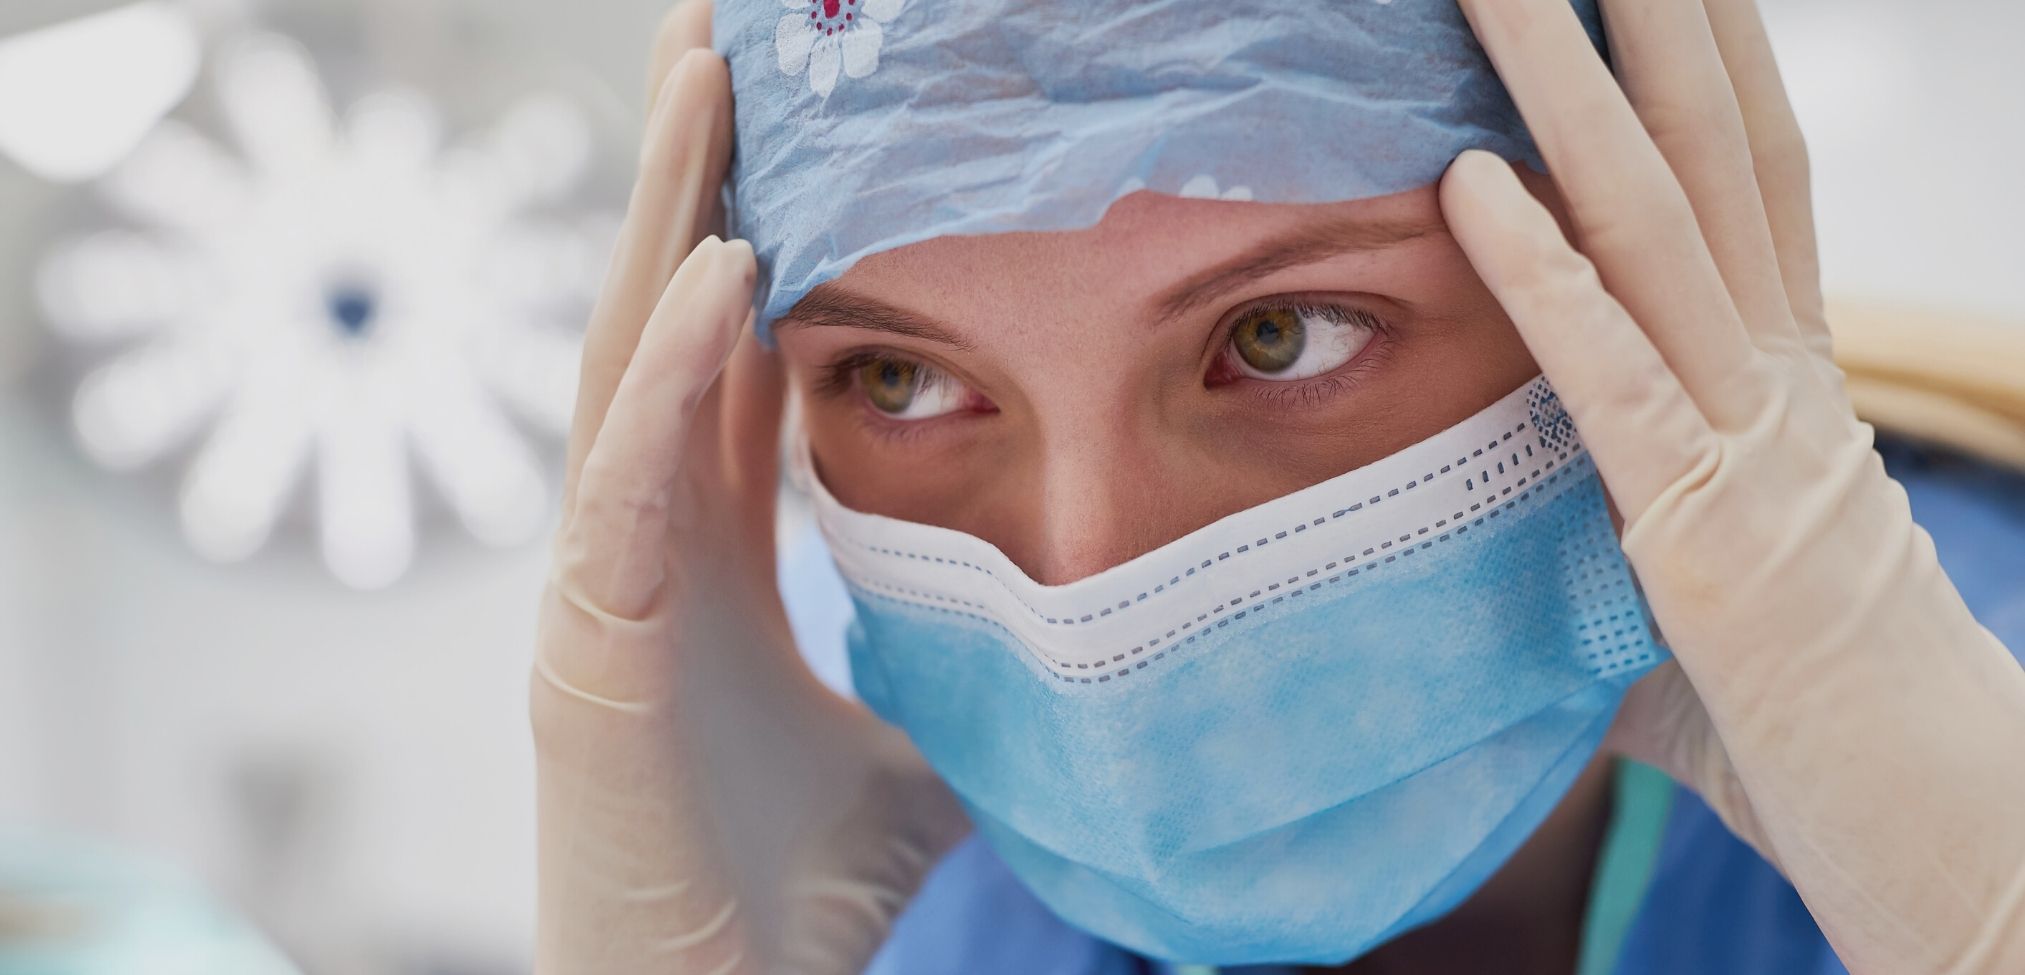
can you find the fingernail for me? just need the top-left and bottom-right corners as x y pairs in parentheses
(1451, 148), (1507, 176)
(721, 239), (757, 287)
(1446, 151), (1517, 206)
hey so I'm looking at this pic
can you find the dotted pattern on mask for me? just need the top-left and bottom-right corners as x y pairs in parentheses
(1529, 384), (1577, 453)
(829, 417), (1562, 635)
(848, 455), (1655, 684)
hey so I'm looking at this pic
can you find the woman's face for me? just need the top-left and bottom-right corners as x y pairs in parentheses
(775, 181), (1544, 586)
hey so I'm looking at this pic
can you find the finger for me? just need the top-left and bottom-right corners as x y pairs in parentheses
(562, 48), (734, 512)
(1601, 0), (1800, 349)
(1701, 0), (1832, 355)
(562, 237), (757, 621)
(647, 0), (716, 108)
(1442, 152), (1716, 520)
(1458, 0), (1766, 431)
(666, 309), (766, 562)
(712, 323), (786, 557)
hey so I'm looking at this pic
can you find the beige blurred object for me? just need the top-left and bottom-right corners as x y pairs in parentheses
(1830, 298), (2025, 470)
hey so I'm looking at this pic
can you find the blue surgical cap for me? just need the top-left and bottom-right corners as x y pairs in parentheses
(714, 0), (1603, 338)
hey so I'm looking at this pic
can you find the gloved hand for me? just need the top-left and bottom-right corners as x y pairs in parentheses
(529, 4), (968, 973)
(1445, 0), (2025, 972)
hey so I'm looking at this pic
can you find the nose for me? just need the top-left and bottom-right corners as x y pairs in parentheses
(1007, 424), (1181, 587)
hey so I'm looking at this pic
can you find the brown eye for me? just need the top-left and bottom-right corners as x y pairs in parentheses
(858, 357), (920, 414)
(850, 354), (972, 420)
(1222, 302), (1376, 381)
(1231, 307), (1307, 374)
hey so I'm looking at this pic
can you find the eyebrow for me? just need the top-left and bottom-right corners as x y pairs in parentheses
(1153, 214), (1444, 325)
(774, 212), (1444, 343)
(775, 285), (976, 349)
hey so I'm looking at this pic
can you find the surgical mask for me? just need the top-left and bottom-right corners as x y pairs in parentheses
(793, 376), (1664, 965)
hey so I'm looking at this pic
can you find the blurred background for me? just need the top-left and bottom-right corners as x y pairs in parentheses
(0, 1), (2018, 973)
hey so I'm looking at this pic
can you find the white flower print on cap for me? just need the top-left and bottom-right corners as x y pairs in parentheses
(1179, 174), (1254, 201)
(775, 0), (906, 97)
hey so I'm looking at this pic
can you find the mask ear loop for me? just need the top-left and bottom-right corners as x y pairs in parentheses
(780, 383), (813, 494)
(777, 384), (861, 520)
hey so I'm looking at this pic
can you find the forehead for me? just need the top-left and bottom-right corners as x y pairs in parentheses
(821, 187), (1449, 319)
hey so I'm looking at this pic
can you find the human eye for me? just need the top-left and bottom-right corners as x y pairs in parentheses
(829, 351), (979, 421)
(1217, 299), (1382, 382)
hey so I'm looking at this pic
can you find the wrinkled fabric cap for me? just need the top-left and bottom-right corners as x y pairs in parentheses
(715, 0), (1602, 338)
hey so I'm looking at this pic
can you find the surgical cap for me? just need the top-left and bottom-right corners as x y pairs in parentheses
(714, 0), (1604, 338)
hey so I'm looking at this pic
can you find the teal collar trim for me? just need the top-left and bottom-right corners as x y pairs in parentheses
(1573, 759), (1676, 975)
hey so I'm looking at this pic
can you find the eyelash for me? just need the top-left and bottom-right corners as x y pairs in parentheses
(814, 350), (982, 442)
(1245, 344), (1395, 410)
(812, 297), (1396, 437)
(1208, 296), (1395, 406)
(814, 350), (888, 400)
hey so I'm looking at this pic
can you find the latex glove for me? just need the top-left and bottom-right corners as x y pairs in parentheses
(529, 5), (967, 973)
(1444, 1), (2025, 972)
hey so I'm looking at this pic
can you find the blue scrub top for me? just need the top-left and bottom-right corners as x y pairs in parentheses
(838, 441), (2025, 975)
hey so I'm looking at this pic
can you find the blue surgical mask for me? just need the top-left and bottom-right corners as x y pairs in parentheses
(793, 378), (1664, 965)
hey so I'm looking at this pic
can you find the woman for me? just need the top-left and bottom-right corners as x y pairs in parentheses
(529, 0), (2025, 972)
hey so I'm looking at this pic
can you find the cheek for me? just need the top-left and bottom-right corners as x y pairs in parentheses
(1449, 293), (1537, 381)
(796, 388), (1010, 531)
(797, 396), (889, 515)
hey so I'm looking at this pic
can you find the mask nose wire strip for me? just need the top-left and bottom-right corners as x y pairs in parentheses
(801, 378), (1629, 679)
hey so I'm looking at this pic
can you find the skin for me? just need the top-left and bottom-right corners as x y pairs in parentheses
(775, 183), (1599, 975)
(778, 186), (1540, 583)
